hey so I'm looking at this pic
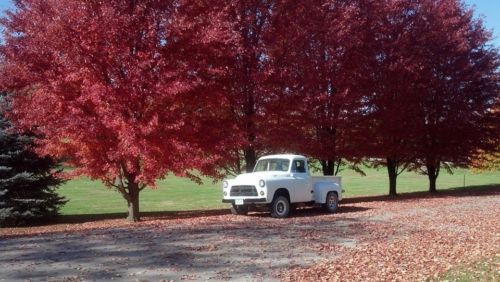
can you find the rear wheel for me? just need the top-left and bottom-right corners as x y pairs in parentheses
(270, 195), (290, 218)
(324, 192), (339, 213)
(230, 204), (248, 215)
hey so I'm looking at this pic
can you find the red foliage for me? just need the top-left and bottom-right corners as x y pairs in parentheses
(265, 0), (372, 175)
(406, 0), (499, 191)
(0, 0), (236, 220)
(0, 0), (497, 218)
(356, 0), (432, 195)
(216, 1), (277, 174)
(358, 0), (499, 194)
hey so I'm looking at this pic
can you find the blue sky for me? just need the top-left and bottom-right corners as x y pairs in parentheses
(0, 0), (499, 47)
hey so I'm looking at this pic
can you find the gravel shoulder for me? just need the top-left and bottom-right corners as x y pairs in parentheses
(0, 188), (499, 281)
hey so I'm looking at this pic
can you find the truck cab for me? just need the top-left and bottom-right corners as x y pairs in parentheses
(222, 154), (342, 218)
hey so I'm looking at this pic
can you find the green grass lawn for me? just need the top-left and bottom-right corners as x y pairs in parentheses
(58, 168), (500, 215)
(436, 255), (499, 282)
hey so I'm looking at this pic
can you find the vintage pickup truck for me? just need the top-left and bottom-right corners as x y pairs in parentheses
(222, 154), (342, 218)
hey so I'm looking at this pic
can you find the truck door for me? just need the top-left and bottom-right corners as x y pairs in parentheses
(290, 159), (313, 203)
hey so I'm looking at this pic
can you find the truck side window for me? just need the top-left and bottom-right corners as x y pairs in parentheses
(292, 160), (306, 173)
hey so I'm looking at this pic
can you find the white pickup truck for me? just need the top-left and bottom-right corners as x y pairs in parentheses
(222, 154), (342, 218)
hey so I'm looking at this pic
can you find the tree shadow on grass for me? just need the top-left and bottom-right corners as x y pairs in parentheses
(5, 184), (498, 229)
(54, 184), (497, 223)
(342, 184), (499, 204)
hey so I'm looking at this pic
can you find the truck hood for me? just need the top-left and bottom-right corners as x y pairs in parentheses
(234, 171), (289, 182)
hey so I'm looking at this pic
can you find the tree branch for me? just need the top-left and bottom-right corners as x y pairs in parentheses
(103, 179), (119, 189)
(334, 157), (342, 176)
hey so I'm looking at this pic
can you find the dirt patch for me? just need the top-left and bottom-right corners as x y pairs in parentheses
(0, 190), (499, 281)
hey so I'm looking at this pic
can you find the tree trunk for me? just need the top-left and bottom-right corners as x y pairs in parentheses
(235, 150), (242, 175)
(243, 87), (256, 173)
(244, 148), (257, 173)
(428, 174), (437, 193)
(426, 162), (439, 193)
(321, 159), (335, 176)
(386, 157), (398, 196)
(126, 181), (140, 222)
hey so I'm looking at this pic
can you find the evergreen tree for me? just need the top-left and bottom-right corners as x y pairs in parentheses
(0, 100), (66, 227)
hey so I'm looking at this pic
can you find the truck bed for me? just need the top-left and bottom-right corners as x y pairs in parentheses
(311, 176), (341, 186)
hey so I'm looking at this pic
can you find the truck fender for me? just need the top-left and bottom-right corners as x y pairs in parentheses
(271, 188), (291, 202)
(314, 182), (341, 204)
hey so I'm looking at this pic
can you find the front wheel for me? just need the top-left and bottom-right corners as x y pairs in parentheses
(270, 195), (291, 218)
(230, 204), (248, 215)
(324, 192), (339, 213)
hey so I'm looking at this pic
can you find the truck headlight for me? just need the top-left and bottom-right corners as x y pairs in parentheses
(223, 181), (228, 188)
(259, 179), (265, 187)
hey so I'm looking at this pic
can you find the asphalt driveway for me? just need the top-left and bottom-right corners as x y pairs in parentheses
(1, 188), (498, 281)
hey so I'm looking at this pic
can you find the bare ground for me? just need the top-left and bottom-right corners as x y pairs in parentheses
(0, 187), (499, 281)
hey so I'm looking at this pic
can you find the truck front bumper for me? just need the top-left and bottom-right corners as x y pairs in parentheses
(222, 198), (267, 204)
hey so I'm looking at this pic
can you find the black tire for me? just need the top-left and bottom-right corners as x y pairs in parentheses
(324, 191), (339, 213)
(270, 195), (291, 218)
(230, 204), (248, 215)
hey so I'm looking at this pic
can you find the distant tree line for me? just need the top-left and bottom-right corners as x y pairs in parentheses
(0, 0), (498, 221)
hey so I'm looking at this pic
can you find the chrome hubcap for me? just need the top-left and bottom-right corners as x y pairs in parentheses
(277, 201), (285, 214)
(328, 195), (337, 208)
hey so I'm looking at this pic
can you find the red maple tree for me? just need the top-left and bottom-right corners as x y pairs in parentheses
(265, 0), (373, 176)
(216, 1), (277, 174)
(360, 0), (443, 196)
(362, 0), (498, 195)
(1, 0), (497, 214)
(0, 0), (235, 221)
(407, 0), (499, 192)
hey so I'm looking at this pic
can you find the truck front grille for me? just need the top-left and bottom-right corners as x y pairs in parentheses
(230, 185), (258, 197)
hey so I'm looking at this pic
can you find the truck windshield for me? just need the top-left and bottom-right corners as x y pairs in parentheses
(254, 159), (290, 172)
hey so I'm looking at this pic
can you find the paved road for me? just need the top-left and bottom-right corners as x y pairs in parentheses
(1, 189), (498, 281)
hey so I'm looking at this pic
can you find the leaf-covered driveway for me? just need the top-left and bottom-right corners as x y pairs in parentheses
(1, 189), (498, 281)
